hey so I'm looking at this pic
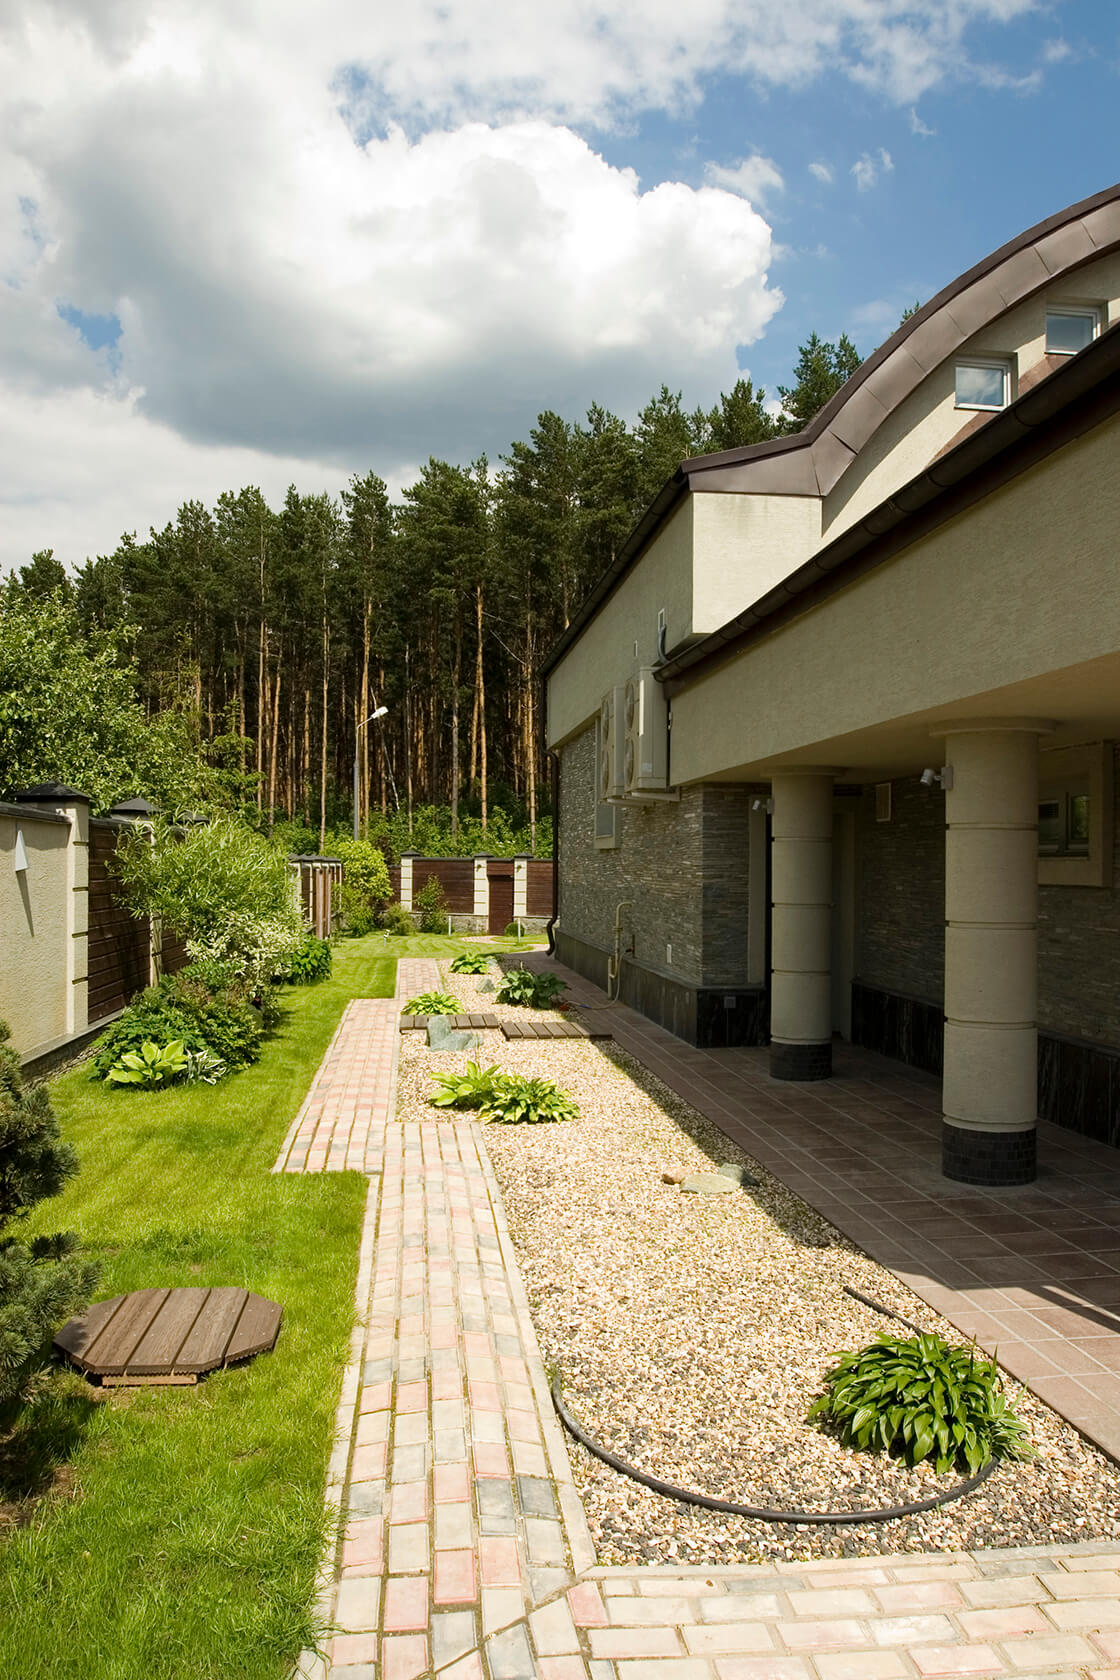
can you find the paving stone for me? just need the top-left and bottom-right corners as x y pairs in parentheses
(483, 1586), (527, 1635)
(486, 1622), (537, 1680)
(380, 1634), (429, 1680)
(431, 1610), (478, 1670)
(517, 1474), (558, 1517)
(477, 1477), (518, 1534)
(529, 1596), (582, 1656)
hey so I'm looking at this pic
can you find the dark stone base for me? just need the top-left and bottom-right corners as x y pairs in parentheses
(770, 1040), (833, 1082)
(851, 980), (944, 1076)
(942, 1122), (1037, 1185)
(553, 930), (768, 1048)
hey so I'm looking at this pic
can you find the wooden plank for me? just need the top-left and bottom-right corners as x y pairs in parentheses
(224, 1294), (283, 1365)
(500, 1022), (525, 1039)
(84, 1288), (169, 1376)
(128, 1287), (212, 1376)
(399, 1015), (428, 1031)
(175, 1286), (249, 1374)
(54, 1294), (127, 1370)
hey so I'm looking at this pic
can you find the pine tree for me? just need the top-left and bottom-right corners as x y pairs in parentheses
(698, 377), (778, 452)
(776, 332), (862, 434)
(0, 1021), (97, 1409)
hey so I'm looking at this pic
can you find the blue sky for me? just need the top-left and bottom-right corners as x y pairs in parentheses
(1, 0), (1117, 567)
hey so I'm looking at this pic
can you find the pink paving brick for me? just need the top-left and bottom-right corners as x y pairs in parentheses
(478, 1536), (521, 1587)
(341, 1519), (384, 1570)
(568, 1582), (609, 1627)
(395, 1380), (428, 1414)
(472, 1441), (509, 1476)
(710, 1661), (811, 1680)
(382, 1576), (429, 1632)
(356, 1409), (390, 1446)
(468, 1380), (503, 1412)
(779, 1619), (869, 1652)
(506, 1408), (542, 1443)
(360, 1381), (391, 1413)
(874, 1582), (964, 1613)
(390, 1480), (428, 1524)
(537, 1660), (590, 1680)
(1097, 1632), (1120, 1659)
(439, 1652), (485, 1680)
(350, 1441), (387, 1482)
(380, 1633), (430, 1680)
(434, 1548), (477, 1604)
(957, 1604), (1051, 1639)
(434, 1461), (471, 1503)
(332, 1632), (379, 1666)
(911, 1647), (1005, 1677)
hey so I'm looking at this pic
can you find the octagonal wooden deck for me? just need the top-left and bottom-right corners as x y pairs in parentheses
(55, 1286), (282, 1386)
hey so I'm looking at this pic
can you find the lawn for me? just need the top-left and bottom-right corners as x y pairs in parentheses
(0, 931), (499, 1680)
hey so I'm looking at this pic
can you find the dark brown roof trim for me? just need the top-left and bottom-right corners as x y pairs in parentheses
(657, 321), (1120, 692)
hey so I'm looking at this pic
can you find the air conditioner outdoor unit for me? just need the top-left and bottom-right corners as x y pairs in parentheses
(599, 686), (626, 800)
(623, 667), (668, 794)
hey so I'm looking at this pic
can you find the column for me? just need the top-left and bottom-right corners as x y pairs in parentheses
(769, 770), (834, 1080)
(512, 854), (530, 921)
(472, 854), (490, 923)
(941, 720), (1053, 1185)
(399, 852), (415, 912)
(15, 784), (91, 1038)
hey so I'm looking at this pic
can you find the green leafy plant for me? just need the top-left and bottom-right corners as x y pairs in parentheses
(336, 838), (392, 934)
(279, 932), (332, 985)
(183, 1047), (228, 1085)
(378, 902), (414, 937)
(807, 1331), (1035, 1474)
(105, 1038), (189, 1088)
(401, 991), (461, 1016)
(450, 950), (492, 974)
(495, 967), (567, 1008)
(413, 874), (450, 933)
(428, 1062), (503, 1109)
(428, 1064), (578, 1124)
(91, 971), (263, 1080)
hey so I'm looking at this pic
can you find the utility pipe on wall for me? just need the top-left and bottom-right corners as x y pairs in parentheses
(606, 900), (632, 1001)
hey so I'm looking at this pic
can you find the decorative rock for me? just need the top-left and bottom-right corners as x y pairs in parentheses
(679, 1172), (738, 1195)
(479, 979), (496, 993)
(661, 1168), (687, 1184)
(427, 1017), (479, 1053)
(717, 1163), (759, 1187)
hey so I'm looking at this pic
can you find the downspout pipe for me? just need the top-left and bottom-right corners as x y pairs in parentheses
(546, 749), (560, 956)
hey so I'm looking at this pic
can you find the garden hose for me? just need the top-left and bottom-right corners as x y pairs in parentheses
(549, 1286), (998, 1526)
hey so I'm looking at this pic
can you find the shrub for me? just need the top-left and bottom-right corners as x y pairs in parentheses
(450, 950), (492, 974)
(278, 932), (332, 985)
(503, 921), (521, 937)
(807, 1331), (1034, 1474)
(91, 972), (263, 1080)
(428, 1064), (578, 1124)
(0, 1019), (98, 1408)
(401, 991), (460, 1016)
(335, 838), (392, 934)
(495, 967), (566, 1008)
(379, 902), (414, 937)
(105, 1039), (188, 1088)
(112, 814), (303, 987)
(183, 1047), (227, 1085)
(413, 875), (449, 933)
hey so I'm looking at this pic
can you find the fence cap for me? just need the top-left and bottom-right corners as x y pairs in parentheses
(108, 795), (156, 817)
(473, 852), (493, 859)
(13, 783), (92, 805)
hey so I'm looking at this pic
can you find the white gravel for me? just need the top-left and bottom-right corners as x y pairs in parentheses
(396, 959), (1120, 1565)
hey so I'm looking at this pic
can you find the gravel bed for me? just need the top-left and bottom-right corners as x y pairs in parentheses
(397, 959), (1120, 1564)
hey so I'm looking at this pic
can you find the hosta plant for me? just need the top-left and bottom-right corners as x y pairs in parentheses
(183, 1047), (228, 1085)
(495, 967), (567, 1008)
(808, 1331), (1034, 1474)
(428, 1065), (579, 1124)
(450, 951), (493, 975)
(105, 1038), (188, 1088)
(429, 1062), (503, 1109)
(402, 991), (461, 1016)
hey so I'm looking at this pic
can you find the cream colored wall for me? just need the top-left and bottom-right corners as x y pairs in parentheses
(0, 810), (72, 1057)
(547, 499), (694, 746)
(692, 493), (820, 631)
(824, 251), (1120, 541)
(670, 412), (1120, 784)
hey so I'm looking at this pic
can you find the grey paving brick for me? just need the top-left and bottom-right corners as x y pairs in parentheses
(486, 1622), (537, 1680)
(434, 1429), (467, 1463)
(390, 1445), (428, 1483)
(345, 1482), (384, 1517)
(477, 1478), (518, 1534)
(431, 1610), (478, 1670)
(361, 1357), (393, 1384)
(396, 1357), (427, 1383)
(517, 1475), (558, 1517)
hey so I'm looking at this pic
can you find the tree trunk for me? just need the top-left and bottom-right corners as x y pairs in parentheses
(476, 585), (487, 831)
(267, 660), (282, 831)
(360, 603), (370, 836)
(256, 618), (267, 813)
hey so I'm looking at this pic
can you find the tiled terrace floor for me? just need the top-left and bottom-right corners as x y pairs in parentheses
(524, 955), (1120, 1465)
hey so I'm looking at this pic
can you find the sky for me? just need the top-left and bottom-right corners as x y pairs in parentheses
(1, 0), (1118, 571)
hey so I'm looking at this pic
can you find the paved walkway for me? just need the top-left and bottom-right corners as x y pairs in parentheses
(290, 953), (1120, 1680)
(521, 957), (1120, 1467)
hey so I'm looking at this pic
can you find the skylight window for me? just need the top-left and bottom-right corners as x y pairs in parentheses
(1045, 307), (1099, 355)
(954, 359), (1010, 411)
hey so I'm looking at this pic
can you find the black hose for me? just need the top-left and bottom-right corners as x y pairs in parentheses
(550, 1287), (999, 1526)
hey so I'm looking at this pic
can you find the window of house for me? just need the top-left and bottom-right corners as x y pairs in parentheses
(1045, 307), (1099, 356)
(1038, 781), (1091, 856)
(955, 358), (1011, 411)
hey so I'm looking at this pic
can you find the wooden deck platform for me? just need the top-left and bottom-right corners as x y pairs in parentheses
(500, 1019), (612, 1040)
(399, 1013), (500, 1032)
(55, 1286), (282, 1386)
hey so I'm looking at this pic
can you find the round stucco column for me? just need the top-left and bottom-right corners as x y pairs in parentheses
(940, 720), (1054, 1185)
(769, 770), (834, 1081)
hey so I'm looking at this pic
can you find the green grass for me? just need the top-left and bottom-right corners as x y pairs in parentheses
(0, 936), (421, 1680)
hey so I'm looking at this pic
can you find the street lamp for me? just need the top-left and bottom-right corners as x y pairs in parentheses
(354, 705), (388, 842)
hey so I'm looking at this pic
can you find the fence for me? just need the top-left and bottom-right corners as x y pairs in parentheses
(290, 856), (343, 938)
(388, 853), (554, 935)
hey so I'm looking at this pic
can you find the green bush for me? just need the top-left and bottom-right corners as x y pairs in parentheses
(503, 921), (521, 937)
(91, 971), (263, 1080)
(335, 838), (392, 934)
(378, 902), (414, 937)
(450, 950), (492, 974)
(807, 1331), (1034, 1474)
(401, 991), (460, 1016)
(105, 1039), (188, 1088)
(413, 875), (449, 933)
(429, 1063), (578, 1124)
(279, 932), (332, 985)
(495, 967), (566, 1008)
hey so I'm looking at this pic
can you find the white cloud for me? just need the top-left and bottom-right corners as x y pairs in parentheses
(808, 161), (834, 184)
(704, 154), (784, 206)
(909, 107), (937, 135)
(851, 148), (895, 191)
(1041, 38), (1073, 64)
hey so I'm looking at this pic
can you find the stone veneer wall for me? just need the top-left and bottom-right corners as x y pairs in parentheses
(556, 725), (752, 987)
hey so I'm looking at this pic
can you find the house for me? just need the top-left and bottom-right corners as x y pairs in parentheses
(543, 183), (1120, 1188)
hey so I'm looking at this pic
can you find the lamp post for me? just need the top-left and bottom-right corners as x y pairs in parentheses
(354, 705), (388, 842)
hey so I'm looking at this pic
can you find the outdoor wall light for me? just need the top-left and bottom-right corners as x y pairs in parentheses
(920, 766), (955, 790)
(752, 797), (775, 813)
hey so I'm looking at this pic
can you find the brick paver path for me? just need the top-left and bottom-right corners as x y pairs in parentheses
(274, 998), (399, 1174)
(290, 953), (1120, 1680)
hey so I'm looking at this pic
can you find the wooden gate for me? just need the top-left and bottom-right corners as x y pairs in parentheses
(487, 865), (514, 933)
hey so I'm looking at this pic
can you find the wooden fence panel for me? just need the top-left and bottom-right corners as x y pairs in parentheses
(87, 822), (151, 1021)
(527, 861), (554, 918)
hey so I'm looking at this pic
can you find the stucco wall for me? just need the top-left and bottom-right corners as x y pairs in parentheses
(557, 725), (752, 987)
(0, 806), (72, 1056)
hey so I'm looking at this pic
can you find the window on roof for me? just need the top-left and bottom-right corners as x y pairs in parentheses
(955, 358), (1010, 411)
(1045, 306), (1099, 355)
